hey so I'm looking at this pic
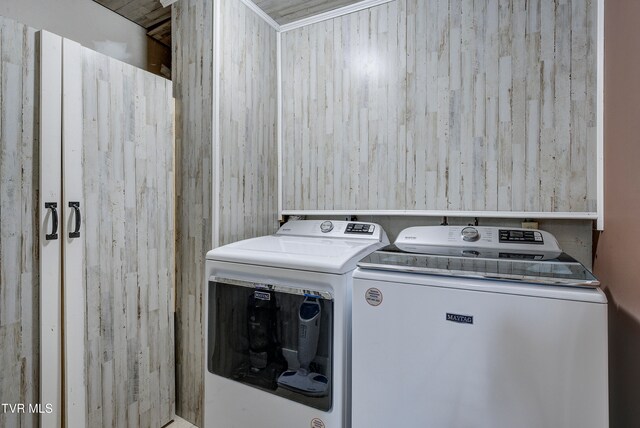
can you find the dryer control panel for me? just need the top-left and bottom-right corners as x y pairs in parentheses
(345, 223), (374, 234)
(276, 220), (388, 243)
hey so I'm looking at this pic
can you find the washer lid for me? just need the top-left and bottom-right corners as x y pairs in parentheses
(358, 226), (598, 288)
(358, 248), (599, 288)
(207, 220), (389, 274)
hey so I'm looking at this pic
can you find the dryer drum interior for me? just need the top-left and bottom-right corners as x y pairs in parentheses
(207, 277), (334, 411)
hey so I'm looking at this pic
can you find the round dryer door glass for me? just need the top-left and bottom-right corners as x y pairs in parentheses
(207, 278), (334, 412)
(320, 221), (334, 233)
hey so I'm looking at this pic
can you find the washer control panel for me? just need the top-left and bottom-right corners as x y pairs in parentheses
(394, 226), (562, 260)
(499, 229), (543, 244)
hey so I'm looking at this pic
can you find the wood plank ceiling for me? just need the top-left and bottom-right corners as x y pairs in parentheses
(95, 0), (366, 44)
(254, 0), (365, 25)
(94, 0), (171, 47)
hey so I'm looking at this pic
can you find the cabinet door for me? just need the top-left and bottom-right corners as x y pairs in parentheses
(39, 30), (63, 428)
(62, 39), (176, 428)
(0, 17), (49, 428)
(62, 38), (86, 427)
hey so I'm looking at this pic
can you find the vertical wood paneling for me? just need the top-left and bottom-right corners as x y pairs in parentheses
(283, 1), (409, 211)
(555, 2), (571, 210)
(218, 0), (278, 241)
(524, 0), (541, 212)
(585, 0), (597, 213)
(173, 0), (279, 424)
(448, 0), (461, 210)
(473, 0), (487, 211)
(539, 0), (556, 212)
(485, 0), (499, 211)
(0, 16), (39, 428)
(173, 0), (213, 425)
(281, 0), (598, 214)
(79, 47), (175, 428)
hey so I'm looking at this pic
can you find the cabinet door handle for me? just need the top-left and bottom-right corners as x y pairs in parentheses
(45, 202), (58, 240)
(68, 201), (81, 238)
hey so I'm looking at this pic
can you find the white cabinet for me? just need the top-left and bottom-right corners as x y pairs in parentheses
(0, 16), (40, 428)
(59, 36), (176, 428)
(1, 21), (176, 428)
(39, 30), (64, 428)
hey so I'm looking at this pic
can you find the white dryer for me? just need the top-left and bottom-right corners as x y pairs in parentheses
(204, 220), (388, 428)
(351, 226), (608, 428)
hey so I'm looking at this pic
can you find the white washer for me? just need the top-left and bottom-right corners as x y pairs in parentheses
(204, 220), (388, 428)
(352, 226), (608, 428)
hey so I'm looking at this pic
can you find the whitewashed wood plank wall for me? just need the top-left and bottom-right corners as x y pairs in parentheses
(173, 0), (213, 425)
(79, 47), (175, 428)
(173, 0), (278, 424)
(219, 0), (279, 246)
(281, 0), (598, 213)
(0, 16), (39, 428)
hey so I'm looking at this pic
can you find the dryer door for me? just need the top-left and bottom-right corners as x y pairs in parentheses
(207, 277), (334, 411)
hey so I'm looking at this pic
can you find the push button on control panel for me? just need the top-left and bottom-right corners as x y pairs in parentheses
(345, 223), (374, 234)
(499, 229), (544, 244)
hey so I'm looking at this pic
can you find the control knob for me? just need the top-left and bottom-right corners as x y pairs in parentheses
(461, 227), (480, 242)
(320, 221), (334, 233)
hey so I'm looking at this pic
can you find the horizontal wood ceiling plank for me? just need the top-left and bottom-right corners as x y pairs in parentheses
(93, 0), (170, 29)
(254, 0), (364, 25)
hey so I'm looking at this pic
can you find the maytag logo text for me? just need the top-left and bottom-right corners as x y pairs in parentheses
(446, 313), (474, 324)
